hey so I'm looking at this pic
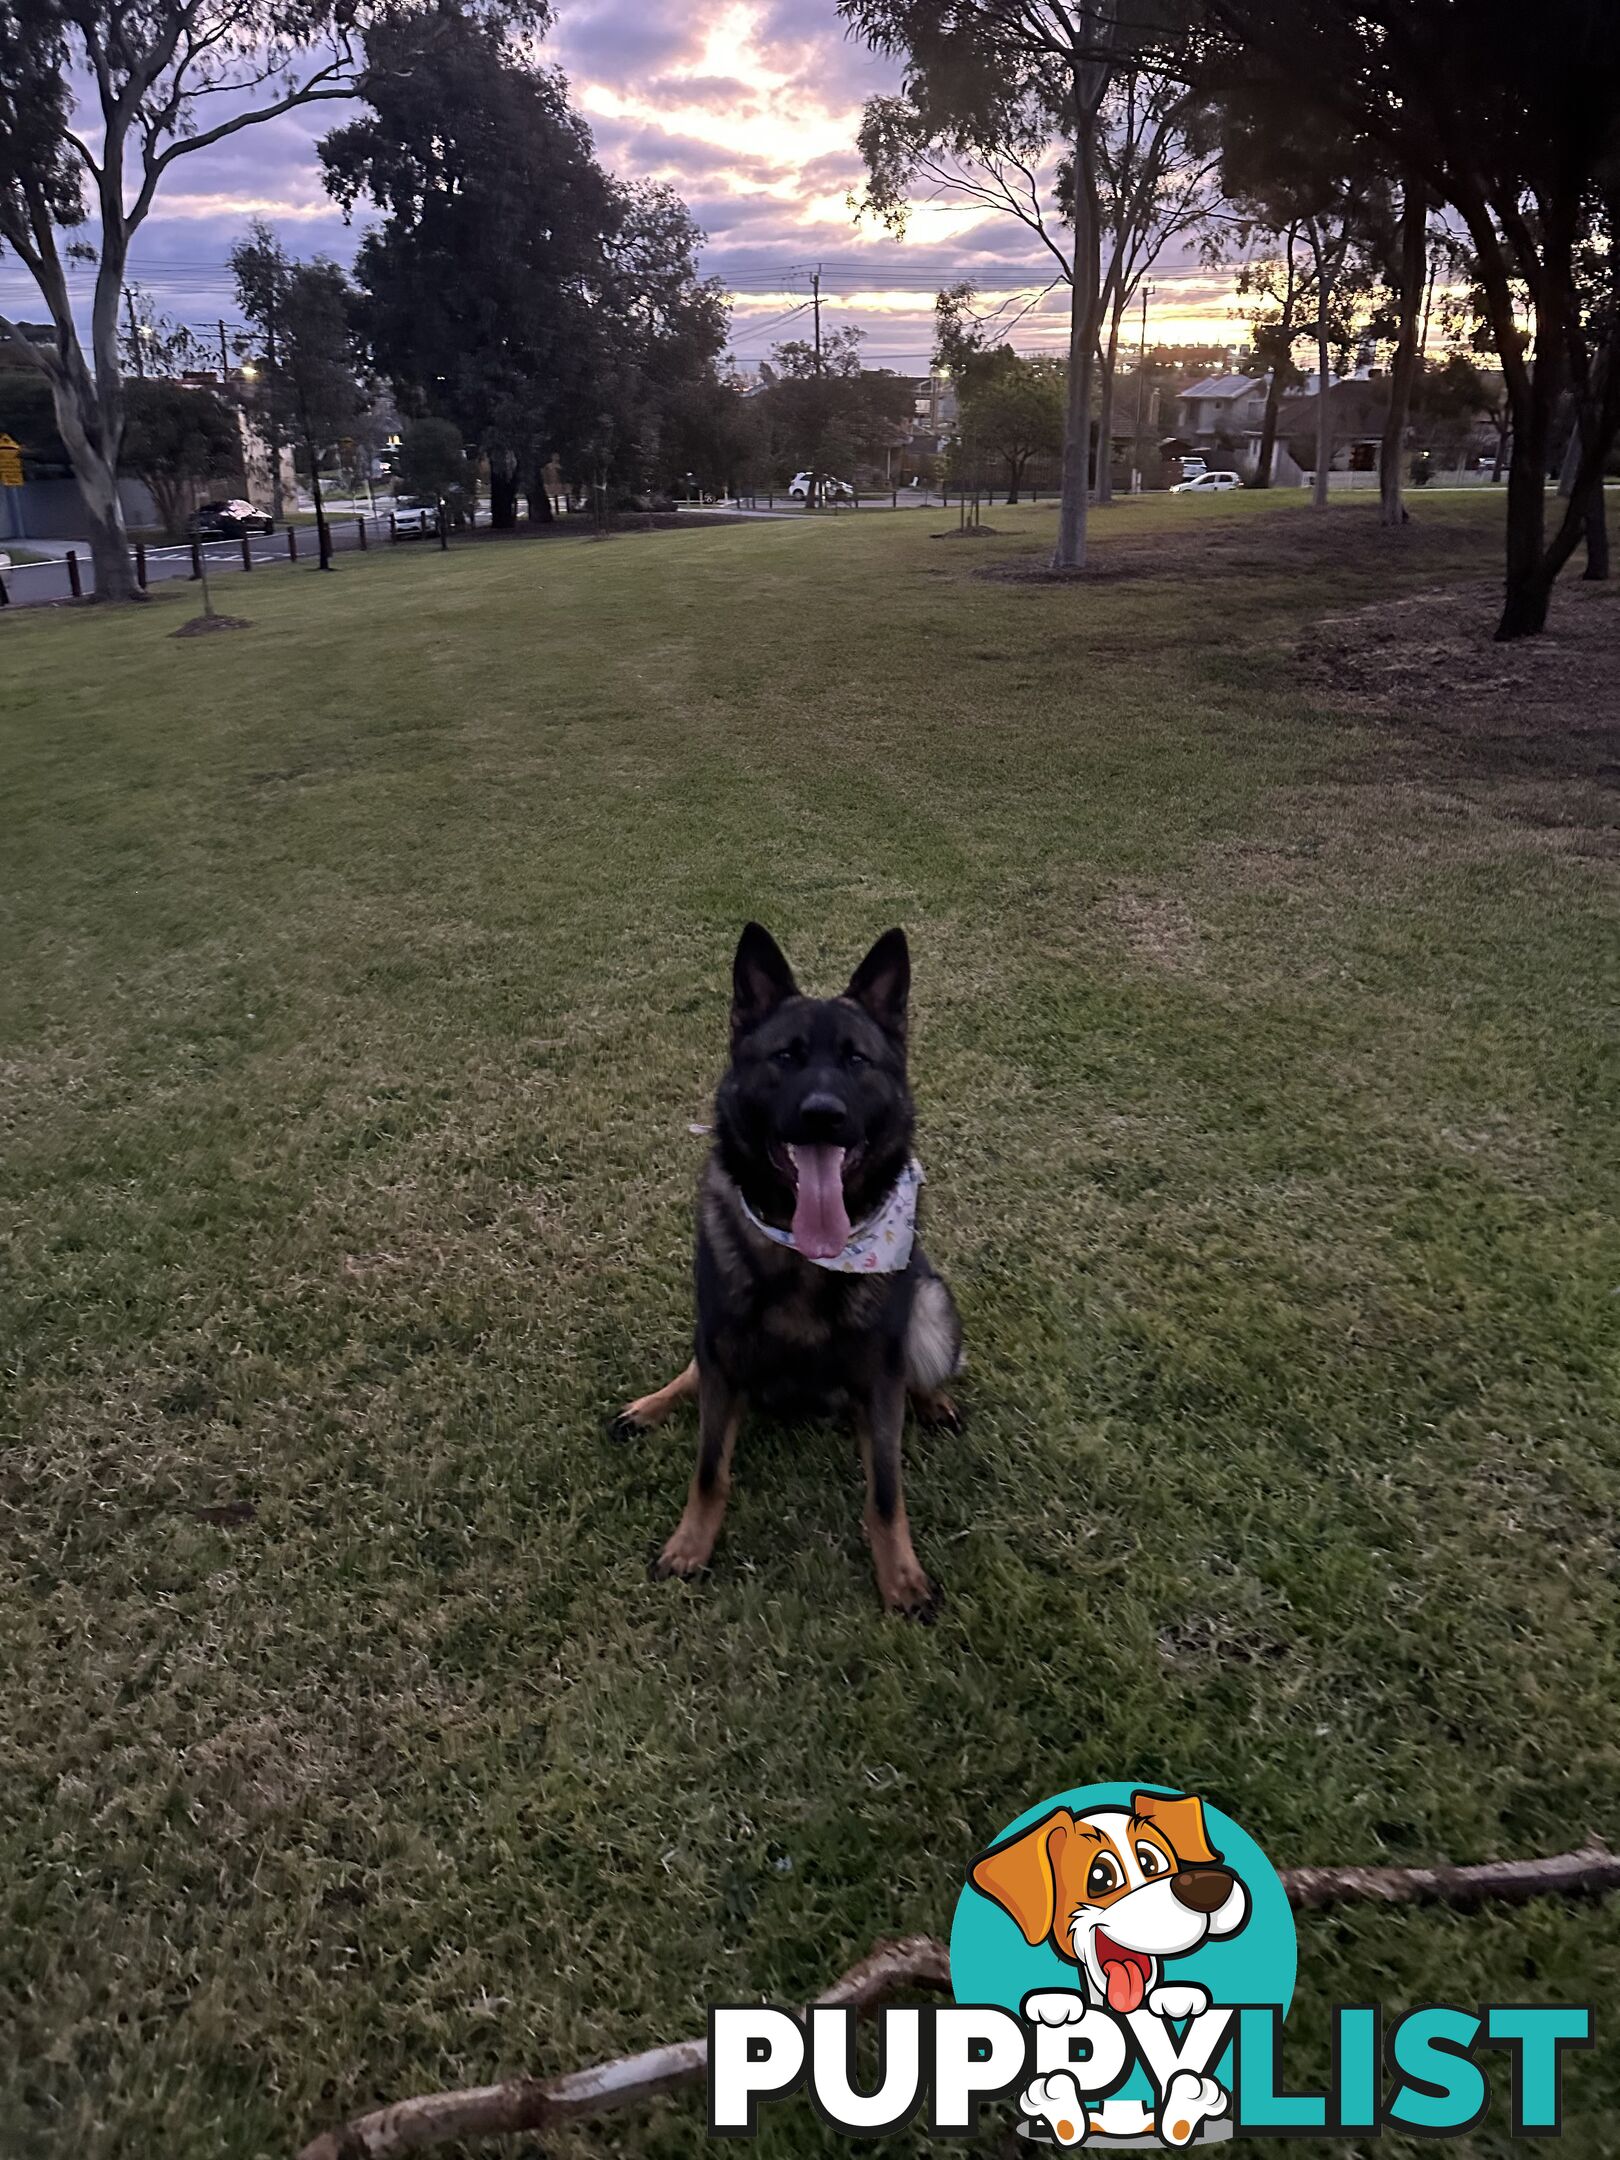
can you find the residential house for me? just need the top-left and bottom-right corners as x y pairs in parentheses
(1173, 373), (1269, 457)
(908, 372), (958, 457)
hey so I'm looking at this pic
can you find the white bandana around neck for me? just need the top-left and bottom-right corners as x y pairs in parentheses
(739, 1157), (925, 1274)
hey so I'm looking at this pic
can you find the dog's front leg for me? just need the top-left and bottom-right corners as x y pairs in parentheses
(858, 1369), (937, 1620)
(653, 1363), (741, 1580)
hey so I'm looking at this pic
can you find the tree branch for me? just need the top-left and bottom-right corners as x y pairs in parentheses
(297, 1843), (1619, 2160)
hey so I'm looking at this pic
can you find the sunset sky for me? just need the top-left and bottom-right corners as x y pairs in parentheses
(3, 0), (1248, 374)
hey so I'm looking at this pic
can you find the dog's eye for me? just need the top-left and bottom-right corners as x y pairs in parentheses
(1086, 1855), (1121, 1899)
(1135, 1843), (1168, 1878)
(843, 1046), (869, 1069)
(772, 1043), (803, 1068)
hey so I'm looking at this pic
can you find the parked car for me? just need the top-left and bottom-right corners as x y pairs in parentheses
(1169, 470), (1242, 494)
(392, 494), (442, 536)
(788, 471), (855, 501)
(188, 499), (273, 537)
(1178, 455), (1209, 480)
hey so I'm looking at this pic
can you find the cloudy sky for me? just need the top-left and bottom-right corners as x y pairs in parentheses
(4, 0), (1245, 374)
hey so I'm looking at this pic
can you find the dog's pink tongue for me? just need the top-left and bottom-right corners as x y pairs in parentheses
(1103, 1959), (1146, 2015)
(789, 1144), (850, 1259)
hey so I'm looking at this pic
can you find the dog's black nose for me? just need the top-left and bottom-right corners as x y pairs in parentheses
(798, 1090), (849, 1137)
(1170, 1867), (1234, 1913)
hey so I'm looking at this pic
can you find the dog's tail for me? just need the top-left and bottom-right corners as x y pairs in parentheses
(905, 1275), (964, 1394)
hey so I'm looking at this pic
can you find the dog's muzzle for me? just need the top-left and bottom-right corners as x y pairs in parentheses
(1170, 1866), (1235, 1913)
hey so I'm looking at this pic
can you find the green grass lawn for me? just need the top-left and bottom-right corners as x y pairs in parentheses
(2, 495), (1616, 2159)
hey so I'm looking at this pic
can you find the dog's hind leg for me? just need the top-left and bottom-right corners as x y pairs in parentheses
(613, 1358), (699, 1440)
(653, 1364), (742, 1580)
(904, 1275), (963, 1432)
(858, 1369), (938, 1621)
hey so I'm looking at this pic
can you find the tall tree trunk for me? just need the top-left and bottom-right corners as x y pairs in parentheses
(1253, 367), (1284, 488)
(1380, 182), (1427, 529)
(1497, 402), (1552, 639)
(304, 435), (333, 570)
(49, 374), (135, 600)
(490, 456), (518, 530)
(1054, 63), (1106, 571)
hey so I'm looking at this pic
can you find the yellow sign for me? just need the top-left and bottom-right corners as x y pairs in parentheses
(0, 433), (22, 487)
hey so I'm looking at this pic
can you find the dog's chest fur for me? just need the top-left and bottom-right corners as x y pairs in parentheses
(697, 1157), (903, 1406)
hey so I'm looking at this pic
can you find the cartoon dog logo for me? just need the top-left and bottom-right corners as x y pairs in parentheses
(970, 1790), (1250, 2147)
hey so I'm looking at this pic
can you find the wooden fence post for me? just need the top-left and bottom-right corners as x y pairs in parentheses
(357, 518), (368, 551)
(288, 525), (299, 561)
(66, 549), (81, 598)
(134, 541), (147, 589)
(390, 512), (398, 543)
(190, 540), (202, 580)
(241, 535), (253, 572)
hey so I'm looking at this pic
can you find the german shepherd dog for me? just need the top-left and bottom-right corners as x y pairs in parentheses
(616, 924), (962, 1618)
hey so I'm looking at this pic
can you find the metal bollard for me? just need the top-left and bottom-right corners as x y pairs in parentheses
(66, 549), (82, 598)
(134, 541), (147, 589)
(190, 540), (202, 580)
(390, 512), (398, 543)
(288, 525), (298, 561)
(357, 518), (367, 551)
(241, 535), (253, 572)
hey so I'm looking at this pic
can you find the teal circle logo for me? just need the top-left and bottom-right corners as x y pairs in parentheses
(950, 1784), (1295, 2144)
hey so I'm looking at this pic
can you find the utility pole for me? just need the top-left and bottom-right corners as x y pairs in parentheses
(1132, 280), (1155, 492)
(218, 319), (229, 379)
(810, 263), (823, 510)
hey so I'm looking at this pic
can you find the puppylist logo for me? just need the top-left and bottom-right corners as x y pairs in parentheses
(709, 1783), (1593, 2145)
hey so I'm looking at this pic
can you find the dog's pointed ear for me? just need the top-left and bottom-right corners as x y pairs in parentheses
(732, 923), (797, 1046)
(1131, 1791), (1220, 1869)
(845, 928), (909, 1044)
(970, 1809), (1073, 1946)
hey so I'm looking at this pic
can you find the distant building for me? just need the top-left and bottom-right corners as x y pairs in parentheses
(1173, 373), (1270, 450)
(175, 368), (296, 509)
(908, 372), (958, 454)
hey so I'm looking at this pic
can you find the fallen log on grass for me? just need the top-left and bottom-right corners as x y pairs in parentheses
(297, 1842), (1618, 2160)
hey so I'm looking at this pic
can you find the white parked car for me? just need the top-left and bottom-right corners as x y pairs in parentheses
(1170, 469), (1242, 494)
(788, 471), (855, 501)
(392, 494), (442, 535)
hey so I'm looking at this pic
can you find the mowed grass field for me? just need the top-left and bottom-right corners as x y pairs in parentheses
(3, 494), (1617, 2159)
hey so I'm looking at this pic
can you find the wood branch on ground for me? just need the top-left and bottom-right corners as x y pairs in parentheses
(297, 1843), (1617, 2160)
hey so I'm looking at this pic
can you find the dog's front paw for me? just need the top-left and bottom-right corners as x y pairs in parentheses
(1020, 2072), (1089, 2145)
(651, 1519), (717, 1580)
(1023, 1990), (1090, 2028)
(874, 1551), (940, 1623)
(610, 1406), (650, 1442)
(1147, 1982), (1210, 2022)
(1159, 2071), (1226, 2148)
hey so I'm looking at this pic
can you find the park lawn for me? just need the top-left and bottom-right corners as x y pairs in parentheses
(2, 493), (1616, 2160)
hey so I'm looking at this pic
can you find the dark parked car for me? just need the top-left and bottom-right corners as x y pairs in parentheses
(188, 499), (274, 537)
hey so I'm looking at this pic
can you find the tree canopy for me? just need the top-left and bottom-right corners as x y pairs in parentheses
(322, 9), (727, 525)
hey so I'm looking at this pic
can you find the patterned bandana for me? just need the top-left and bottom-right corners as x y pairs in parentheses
(738, 1157), (925, 1274)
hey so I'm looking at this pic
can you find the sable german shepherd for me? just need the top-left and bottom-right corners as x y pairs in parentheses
(616, 924), (962, 1618)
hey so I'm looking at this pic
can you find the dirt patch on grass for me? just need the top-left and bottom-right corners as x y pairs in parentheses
(1106, 890), (1205, 973)
(1296, 576), (1619, 844)
(172, 611), (252, 636)
(974, 502), (1480, 587)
